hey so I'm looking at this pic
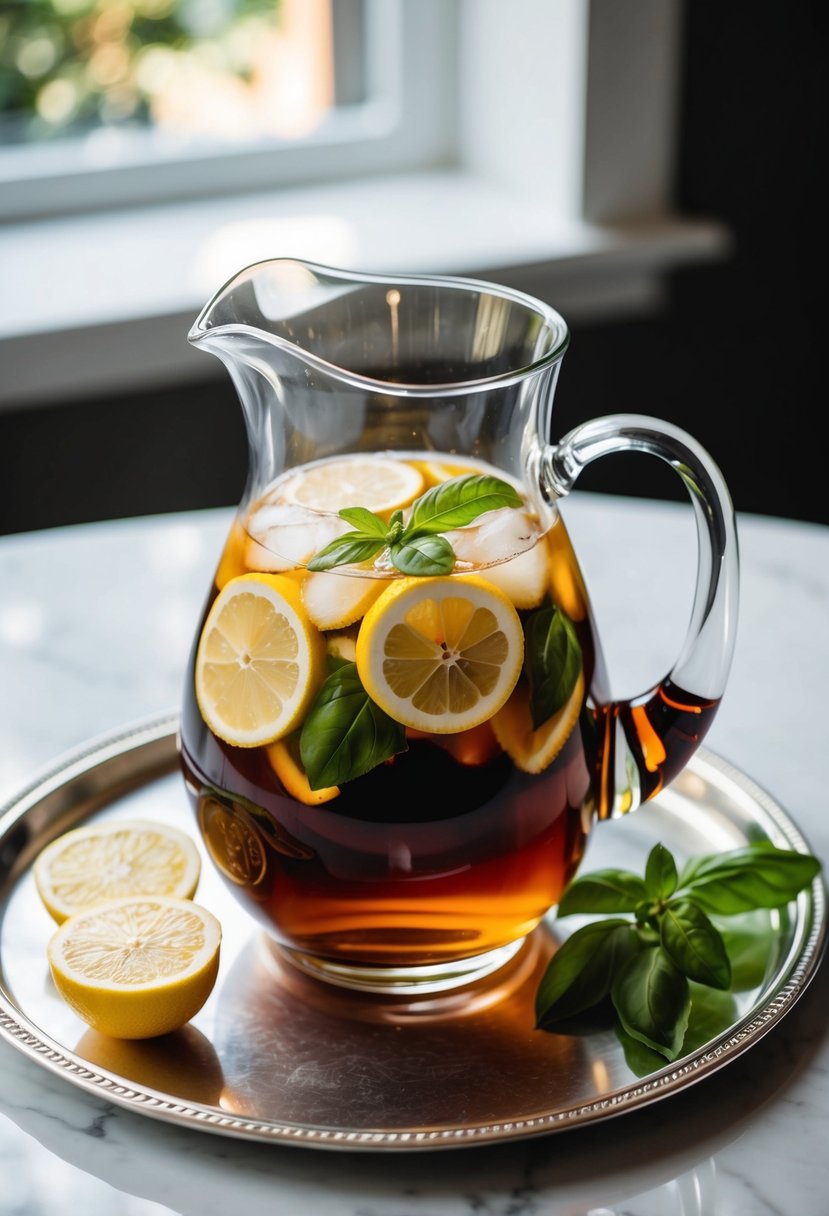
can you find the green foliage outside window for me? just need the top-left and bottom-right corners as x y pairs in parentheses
(0, 0), (282, 142)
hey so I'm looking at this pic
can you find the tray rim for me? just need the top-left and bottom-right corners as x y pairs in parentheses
(0, 713), (825, 1152)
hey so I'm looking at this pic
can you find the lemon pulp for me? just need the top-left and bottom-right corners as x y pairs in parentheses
(34, 819), (201, 925)
(48, 896), (222, 1039)
(195, 572), (325, 747)
(356, 575), (524, 733)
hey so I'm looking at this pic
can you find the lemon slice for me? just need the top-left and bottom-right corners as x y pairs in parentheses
(412, 458), (475, 487)
(281, 456), (424, 516)
(267, 737), (340, 805)
(492, 672), (585, 774)
(195, 573), (325, 747)
(34, 820), (201, 925)
(48, 896), (221, 1039)
(301, 570), (384, 630)
(356, 575), (524, 733)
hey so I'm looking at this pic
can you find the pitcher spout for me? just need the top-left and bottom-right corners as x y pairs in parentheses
(187, 258), (570, 522)
(188, 257), (569, 389)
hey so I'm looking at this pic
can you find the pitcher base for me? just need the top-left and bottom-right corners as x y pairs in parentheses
(276, 939), (528, 996)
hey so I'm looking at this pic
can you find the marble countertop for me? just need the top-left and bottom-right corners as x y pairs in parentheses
(1, 492), (827, 1216)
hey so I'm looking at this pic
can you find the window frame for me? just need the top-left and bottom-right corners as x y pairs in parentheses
(0, 0), (459, 222)
(0, 0), (730, 411)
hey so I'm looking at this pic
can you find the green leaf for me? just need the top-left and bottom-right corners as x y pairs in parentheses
(615, 1023), (669, 1076)
(535, 920), (640, 1028)
(406, 473), (522, 535)
(557, 869), (648, 917)
(390, 533), (456, 576)
(299, 662), (407, 788)
(306, 533), (386, 572)
(661, 899), (731, 989)
(676, 843), (821, 914)
(617, 983), (738, 1075)
(524, 605), (583, 728)
(718, 911), (776, 991)
(681, 982), (738, 1054)
(338, 507), (389, 537)
(644, 843), (678, 900)
(612, 946), (691, 1060)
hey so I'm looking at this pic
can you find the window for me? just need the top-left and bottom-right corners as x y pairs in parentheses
(0, 0), (457, 219)
(0, 0), (728, 408)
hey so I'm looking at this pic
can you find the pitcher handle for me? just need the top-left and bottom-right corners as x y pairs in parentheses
(539, 414), (739, 818)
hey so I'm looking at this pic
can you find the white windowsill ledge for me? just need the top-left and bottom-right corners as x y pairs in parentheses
(0, 169), (730, 410)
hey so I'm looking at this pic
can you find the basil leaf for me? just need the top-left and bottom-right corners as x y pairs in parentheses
(677, 843), (821, 914)
(661, 899), (731, 989)
(617, 984), (738, 1076)
(299, 662), (407, 788)
(524, 605), (583, 728)
(644, 843), (678, 901)
(681, 982), (738, 1054)
(615, 1023), (670, 1077)
(338, 507), (389, 537)
(717, 910), (775, 991)
(535, 919), (640, 1028)
(306, 533), (386, 572)
(612, 946), (691, 1060)
(406, 473), (522, 535)
(390, 533), (456, 576)
(557, 869), (648, 917)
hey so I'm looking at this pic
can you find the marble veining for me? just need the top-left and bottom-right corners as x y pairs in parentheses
(1, 496), (828, 1215)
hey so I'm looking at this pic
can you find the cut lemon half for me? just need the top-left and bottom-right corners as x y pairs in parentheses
(492, 672), (585, 774)
(48, 896), (221, 1039)
(195, 573), (325, 748)
(281, 456), (424, 517)
(300, 570), (384, 630)
(34, 819), (201, 925)
(356, 575), (524, 733)
(267, 737), (340, 805)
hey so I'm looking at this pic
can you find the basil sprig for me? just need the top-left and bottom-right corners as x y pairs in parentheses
(299, 661), (407, 789)
(307, 473), (522, 577)
(536, 841), (821, 1062)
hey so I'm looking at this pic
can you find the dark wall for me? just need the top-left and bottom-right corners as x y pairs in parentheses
(552, 0), (828, 522)
(1, 1), (826, 534)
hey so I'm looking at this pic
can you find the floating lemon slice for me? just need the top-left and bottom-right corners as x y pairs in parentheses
(267, 737), (340, 806)
(356, 575), (524, 733)
(195, 573), (325, 747)
(300, 570), (384, 630)
(412, 458), (475, 487)
(34, 819), (201, 925)
(492, 672), (585, 774)
(48, 896), (222, 1040)
(281, 456), (424, 517)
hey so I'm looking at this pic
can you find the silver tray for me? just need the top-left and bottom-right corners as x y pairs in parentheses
(0, 713), (824, 1151)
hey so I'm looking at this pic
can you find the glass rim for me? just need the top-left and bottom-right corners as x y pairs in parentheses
(188, 258), (571, 396)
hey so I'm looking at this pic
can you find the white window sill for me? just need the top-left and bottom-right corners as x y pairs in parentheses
(0, 169), (729, 410)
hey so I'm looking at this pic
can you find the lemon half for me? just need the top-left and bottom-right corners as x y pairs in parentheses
(34, 819), (201, 925)
(356, 575), (524, 733)
(195, 573), (325, 747)
(48, 896), (221, 1039)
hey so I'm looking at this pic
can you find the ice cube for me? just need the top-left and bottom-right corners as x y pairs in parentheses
(443, 508), (539, 566)
(245, 503), (348, 572)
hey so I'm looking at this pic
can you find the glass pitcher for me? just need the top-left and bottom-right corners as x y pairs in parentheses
(179, 259), (738, 994)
